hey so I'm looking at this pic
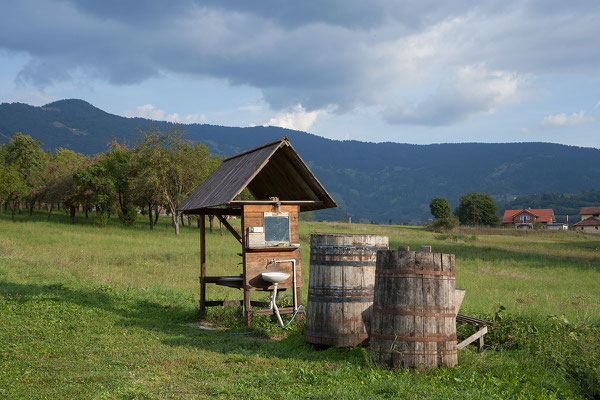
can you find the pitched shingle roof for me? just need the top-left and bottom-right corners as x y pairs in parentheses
(574, 216), (600, 226)
(580, 207), (600, 215)
(177, 137), (337, 213)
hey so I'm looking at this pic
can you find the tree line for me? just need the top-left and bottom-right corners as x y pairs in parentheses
(0, 126), (221, 234)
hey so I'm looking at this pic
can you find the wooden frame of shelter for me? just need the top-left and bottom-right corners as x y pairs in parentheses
(177, 137), (337, 325)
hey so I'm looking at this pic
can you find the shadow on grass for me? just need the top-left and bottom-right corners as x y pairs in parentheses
(0, 280), (368, 367)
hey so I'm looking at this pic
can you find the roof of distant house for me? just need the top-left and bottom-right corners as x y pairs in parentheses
(502, 209), (555, 224)
(580, 206), (600, 215)
(574, 216), (600, 226)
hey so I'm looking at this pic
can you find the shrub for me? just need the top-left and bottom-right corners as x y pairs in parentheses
(428, 216), (459, 232)
(119, 204), (138, 226)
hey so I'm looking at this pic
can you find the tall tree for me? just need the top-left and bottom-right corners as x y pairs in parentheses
(454, 192), (500, 226)
(42, 148), (89, 221)
(0, 165), (28, 220)
(104, 141), (137, 225)
(429, 197), (451, 219)
(3, 133), (47, 214)
(134, 125), (219, 235)
(129, 149), (163, 230)
(74, 156), (116, 226)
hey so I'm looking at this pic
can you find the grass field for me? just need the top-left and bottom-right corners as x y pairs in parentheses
(1, 210), (599, 399)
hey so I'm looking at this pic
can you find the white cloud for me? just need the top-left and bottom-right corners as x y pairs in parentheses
(541, 111), (595, 127)
(264, 104), (324, 132)
(125, 104), (206, 123)
(384, 64), (527, 126)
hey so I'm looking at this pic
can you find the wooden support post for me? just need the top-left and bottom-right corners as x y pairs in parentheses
(478, 331), (485, 352)
(241, 210), (251, 325)
(199, 213), (206, 316)
(215, 214), (242, 244)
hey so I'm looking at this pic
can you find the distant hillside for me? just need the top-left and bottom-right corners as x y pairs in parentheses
(501, 190), (600, 223)
(2, 99), (600, 223)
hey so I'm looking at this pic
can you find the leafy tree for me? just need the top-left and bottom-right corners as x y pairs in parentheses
(104, 141), (137, 225)
(454, 192), (500, 226)
(42, 148), (89, 220)
(74, 156), (116, 226)
(134, 125), (219, 235)
(130, 147), (163, 230)
(3, 133), (48, 214)
(429, 197), (451, 219)
(0, 165), (28, 220)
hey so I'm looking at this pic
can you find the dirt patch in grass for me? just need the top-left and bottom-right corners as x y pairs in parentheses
(478, 267), (538, 280)
(185, 321), (224, 330)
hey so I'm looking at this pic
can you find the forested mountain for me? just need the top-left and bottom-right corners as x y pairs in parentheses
(2, 99), (600, 223)
(501, 190), (600, 223)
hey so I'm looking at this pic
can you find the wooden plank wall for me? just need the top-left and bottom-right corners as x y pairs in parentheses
(243, 204), (302, 291)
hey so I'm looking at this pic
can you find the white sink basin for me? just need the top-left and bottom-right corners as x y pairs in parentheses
(262, 272), (290, 283)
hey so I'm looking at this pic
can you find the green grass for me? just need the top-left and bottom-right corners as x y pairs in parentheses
(1, 210), (599, 399)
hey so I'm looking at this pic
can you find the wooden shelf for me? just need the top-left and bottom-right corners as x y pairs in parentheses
(246, 246), (300, 252)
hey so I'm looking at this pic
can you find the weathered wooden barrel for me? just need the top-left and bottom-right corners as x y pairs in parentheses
(370, 246), (457, 368)
(305, 233), (389, 347)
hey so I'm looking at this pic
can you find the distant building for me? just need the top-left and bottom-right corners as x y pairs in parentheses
(574, 216), (600, 233)
(501, 209), (555, 229)
(580, 207), (600, 221)
(575, 207), (600, 233)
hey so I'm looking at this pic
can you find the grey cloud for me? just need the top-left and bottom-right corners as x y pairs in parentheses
(1, 0), (599, 122)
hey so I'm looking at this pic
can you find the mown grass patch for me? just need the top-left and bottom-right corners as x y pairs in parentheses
(1, 211), (599, 398)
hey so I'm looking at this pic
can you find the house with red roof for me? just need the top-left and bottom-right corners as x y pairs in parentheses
(501, 208), (556, 229)
(575, 207), (600, 233)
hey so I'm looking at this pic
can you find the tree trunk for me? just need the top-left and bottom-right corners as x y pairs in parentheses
(47, 204), (53, 219)
(11, 201), (17, 221)
(220, 220), (223, 236)
(18, 201), (22, 214)
(29, 201), (34, 216)
(209, 215), (214, 233)
(85, 206), (89, 219)
(70, 206), (76, 224)
(172, 212), (180, 235)
(180, 213), (185, 227)
(148, 202), (154, 230)
(154, 206), (160, 225)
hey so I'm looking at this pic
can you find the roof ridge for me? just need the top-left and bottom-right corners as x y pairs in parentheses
(224, 136), (289, 161)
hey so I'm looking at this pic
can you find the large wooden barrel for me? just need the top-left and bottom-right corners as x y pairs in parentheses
(305, 233), (389, 347)
(370, 246), (457, 368)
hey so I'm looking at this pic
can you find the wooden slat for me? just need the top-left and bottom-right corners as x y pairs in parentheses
(205, 300), (269, 308)
(457, 326), (488, 350)
(182, 208), (241, 216)
(251, 306), (304, 316)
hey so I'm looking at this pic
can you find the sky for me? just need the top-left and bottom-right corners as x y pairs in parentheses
(1, 1), (599, 147)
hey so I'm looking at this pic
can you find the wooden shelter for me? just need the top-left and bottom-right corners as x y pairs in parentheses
(177, 137), (336, 324)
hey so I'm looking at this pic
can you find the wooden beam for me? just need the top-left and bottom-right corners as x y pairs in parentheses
(251, 306), (305, 316)
(215, 214), (242, 245)
(457, 326), (488, 351)
(199, 214), (206, 315)
(204, 300), (270, 308)
(230, 200), (323, 205)
(183, 208), (241, 216)
(203, 276), (242, 283)
(241, 210), (251, 325)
